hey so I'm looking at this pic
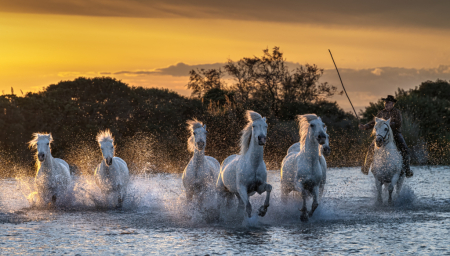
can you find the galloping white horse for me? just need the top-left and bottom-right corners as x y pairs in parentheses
(371, 118), (404, 205)
(28, 133), (71, 205)
(286, 127), (331, 197)
(281, 114), (328, 221)
(182, 119), (220, 205)
(94, 130), (129, 208)
(216, 110), (272, 224)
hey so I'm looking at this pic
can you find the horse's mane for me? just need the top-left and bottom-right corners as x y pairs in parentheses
(28, 133), (53, 149)
(297, 114), (319, 144)
(240, 110), (263, 155)
(186, 119), (204, 153)
(96, 129), (114, 145)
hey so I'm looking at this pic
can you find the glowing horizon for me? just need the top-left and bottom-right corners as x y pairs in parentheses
(1, 2), (450, 111)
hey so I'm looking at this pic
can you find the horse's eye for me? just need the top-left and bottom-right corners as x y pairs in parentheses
(193, 132), (196, 135)
(46, 143), (49, 146)
(385, 128), (388, 131)
(310, 124), (315, 127)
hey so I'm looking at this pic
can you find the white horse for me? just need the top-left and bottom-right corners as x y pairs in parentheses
(94, 130), (130, 208)
(216, 110), (272, 224)
(182, 119), (220, 205)
(28, 133), (71, 206)
(286, 127), (330, 197)
(281, 114), (328, 221)
(371, 118), (404, 205)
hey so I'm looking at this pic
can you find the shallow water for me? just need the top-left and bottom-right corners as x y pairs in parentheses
(1, 166), (450, 255)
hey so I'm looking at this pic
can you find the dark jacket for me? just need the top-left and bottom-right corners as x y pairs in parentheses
(364, 107), (402, 133)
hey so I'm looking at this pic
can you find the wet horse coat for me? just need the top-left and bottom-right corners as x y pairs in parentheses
(371, 118), (404, 205)
(182, 120), (220, 205)
(281, 114), (328, 221)
(216, 110), (272, 225)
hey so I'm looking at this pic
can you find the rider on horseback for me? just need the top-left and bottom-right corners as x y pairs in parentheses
(359, 95), (414, 178)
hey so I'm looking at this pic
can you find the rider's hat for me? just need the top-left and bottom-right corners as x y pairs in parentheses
(381, 95), (397, 103)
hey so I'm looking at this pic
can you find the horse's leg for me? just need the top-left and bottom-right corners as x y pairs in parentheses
(118, 193), (124, 208)
(236, 195), (244, 215)
(237, 186), (250, 224)
(319, 182), (325, 199)
(257, 183), (272, 217)
(246, 200), (252, 218)
(375, 179), (383, 205)
(388, 173), (400, 205)
(396, 173), (405, 197)
(300, 189), (309, 222)
(309, 186), (320, 217)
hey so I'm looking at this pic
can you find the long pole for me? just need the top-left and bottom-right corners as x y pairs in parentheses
(328, 49), (359, 120)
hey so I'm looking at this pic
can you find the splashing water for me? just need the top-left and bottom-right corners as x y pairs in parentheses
(1, 166), (450, 254)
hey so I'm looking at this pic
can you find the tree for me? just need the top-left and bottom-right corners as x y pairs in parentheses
(189, 46), (341, 117)
(187, 68), (226, 98)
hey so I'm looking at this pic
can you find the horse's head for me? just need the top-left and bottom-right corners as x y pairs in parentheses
(240, 111), (268, 155)
(374, 118), (391, 147)
(29, 133), (53, 162)
(97, 130), (115, 166)
(250, 114), (268, 146)
(298, 114), (327, 145)
(187, 119), (207, 152)
(321, 127), (331, 157)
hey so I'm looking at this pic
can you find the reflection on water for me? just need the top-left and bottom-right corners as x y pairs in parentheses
(1, 167), (450, 254)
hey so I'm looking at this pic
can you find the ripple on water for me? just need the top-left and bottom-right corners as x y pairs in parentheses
(1, 166), (450, 254)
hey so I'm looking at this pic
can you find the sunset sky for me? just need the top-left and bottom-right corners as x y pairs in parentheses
(1, 0), (450, 112)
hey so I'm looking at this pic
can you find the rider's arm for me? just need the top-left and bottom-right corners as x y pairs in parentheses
(362, 110), (382, 130)
(363, 120), (375, 130)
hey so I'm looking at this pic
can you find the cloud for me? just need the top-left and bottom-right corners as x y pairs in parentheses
(321, 65), (450, 111)
(102, 62), (450, 112)
(1, 0), (450, 30)
(102, 62), (225, 77)
(371, 68), (383, 76)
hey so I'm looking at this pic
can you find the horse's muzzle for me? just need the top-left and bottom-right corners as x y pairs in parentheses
(322, 145), (331, 157)
(197, 141), (205, 150)
(317, 133), (327, 145)
(258, 135), (266, 145)
(376, 137), (383, 147)
(105, 157), (113, 166)
(38, 153), (45, 162)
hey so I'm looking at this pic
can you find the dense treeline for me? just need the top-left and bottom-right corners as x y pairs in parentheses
(0, 48), (448, 177)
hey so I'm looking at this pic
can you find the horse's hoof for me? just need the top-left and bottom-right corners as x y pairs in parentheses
(300, 214), (309, 222)
(257, 206), (268, 217)
(405, 170), (414, 178)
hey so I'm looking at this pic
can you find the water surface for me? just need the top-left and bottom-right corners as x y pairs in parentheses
(1, 166), (449, 255)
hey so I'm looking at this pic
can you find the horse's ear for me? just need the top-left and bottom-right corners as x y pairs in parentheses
(386, 118), (391, 125)
(263, 117), (266, 121)
(203, 124), (206, 130)
(375, 117), (380, 122)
